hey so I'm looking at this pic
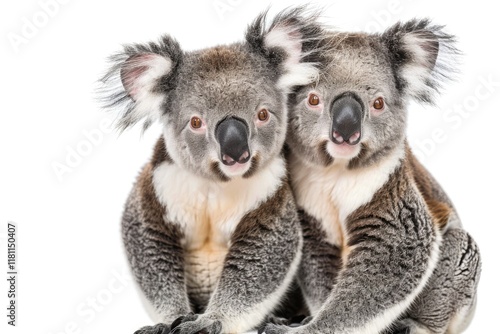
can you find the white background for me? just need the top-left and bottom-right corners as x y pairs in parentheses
(1, 0), (499, 333)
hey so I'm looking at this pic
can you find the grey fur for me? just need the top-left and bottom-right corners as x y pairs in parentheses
(385, 229), (481, 334)
(296, 210), (341, 314)
(263, 19), (481, 334)
(100, 7), (325, 334)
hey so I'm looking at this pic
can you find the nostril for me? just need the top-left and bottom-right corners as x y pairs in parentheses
(238, 151), (250, 164)
(221, 151), (250, 166)
(331, 130), (361, 145)
(333, 131), (344, 144)
(348, 131), (361, 144)
(222, 154), (236, 166)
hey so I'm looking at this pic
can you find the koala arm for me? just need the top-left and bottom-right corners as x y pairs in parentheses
(264, 171), (442, 334)
(297, 211), (342, 315)
(201, 183), (302, 333)
(301, 188), (440, 334)
(122, 164), (191, 323)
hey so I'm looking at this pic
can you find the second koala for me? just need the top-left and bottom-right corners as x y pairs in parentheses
(263, 20), (481, 334)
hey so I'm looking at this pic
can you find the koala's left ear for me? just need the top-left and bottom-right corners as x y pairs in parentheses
(381, 19), (458, 104)
(245, 7), (324, 91)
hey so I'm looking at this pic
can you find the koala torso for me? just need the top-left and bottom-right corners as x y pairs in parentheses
(152, 145), (287, 308)
(291, 144), (459, 254)
(289, 144), (406, 255)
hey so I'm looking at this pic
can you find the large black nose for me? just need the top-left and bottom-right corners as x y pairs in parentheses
(330, 94), (364, 145)
(215, 117), (251, 166)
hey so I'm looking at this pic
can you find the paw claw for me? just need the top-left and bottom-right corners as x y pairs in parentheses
(259, 315), (309, 333)
(170, 313), (199, 332)
(170, 316), (185, 331)
(134, 323), (170, 334)
(261, 323), (291, 334)
(167, 314), (221, 334)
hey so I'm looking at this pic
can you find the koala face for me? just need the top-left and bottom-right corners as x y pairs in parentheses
(287, 19), (456, 169)
(101, 9), (322, 181)
(162, 46), (289, 180)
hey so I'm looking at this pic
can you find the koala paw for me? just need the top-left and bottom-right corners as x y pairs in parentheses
(169, 313), (222, 334)
(259, 315), (311, 333)
(134, 323), (170, 334)
(290, 316), (313, 327)
(263, 315), (291, 327)
(259, 323), (297, 334)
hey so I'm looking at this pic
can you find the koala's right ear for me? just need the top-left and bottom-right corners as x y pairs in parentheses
(381, 19), (458, 104)
(245, 7), (324, 91)
(99, 35), (183, 131)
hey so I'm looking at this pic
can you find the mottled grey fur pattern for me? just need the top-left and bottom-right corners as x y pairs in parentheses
(263, 19), (481, 334)
(100, 7), (325, 334)
(386, 229), (480, 334)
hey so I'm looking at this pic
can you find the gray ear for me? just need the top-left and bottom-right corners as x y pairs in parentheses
(99, 35), (183, 131)
(245, 7), (324, 91)
(381, 19), (459, 104)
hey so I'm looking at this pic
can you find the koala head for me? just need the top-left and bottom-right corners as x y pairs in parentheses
(287, 19), (457, 169)
(100, 8), (323, 181)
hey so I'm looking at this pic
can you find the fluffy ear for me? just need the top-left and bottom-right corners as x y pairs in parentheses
(381, 19), (459, 104)
(245, 7), (324, 91)
(98, 35), (182, 131)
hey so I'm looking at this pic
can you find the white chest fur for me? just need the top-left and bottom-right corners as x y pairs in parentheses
(153, 157), (285, 248)
(290, 146), (404, 247)
(152, 157), (285, 301)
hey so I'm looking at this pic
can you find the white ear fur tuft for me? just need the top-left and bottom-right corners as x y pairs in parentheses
(264, 24), (320, 90)
(399, 33), (438, 102)
(264, 25), (303, 68)
(382, 19), (459, 104)
(120, 54), (172, 127)
(277, 62), (319, 91)
(121, 54), (172, 100)
(247, 7), (324, 92)
(98, 35), (182, 132)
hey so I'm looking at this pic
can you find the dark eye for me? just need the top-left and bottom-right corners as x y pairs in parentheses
(190, 117), (202, 129)
(257, 109), (269, 122)
(373, 97), (384, 110)
(308, 93), (320, 106)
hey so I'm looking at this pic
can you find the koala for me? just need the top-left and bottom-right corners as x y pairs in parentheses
(99, 8), (324, 334)
(262, 20), (481, 334)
